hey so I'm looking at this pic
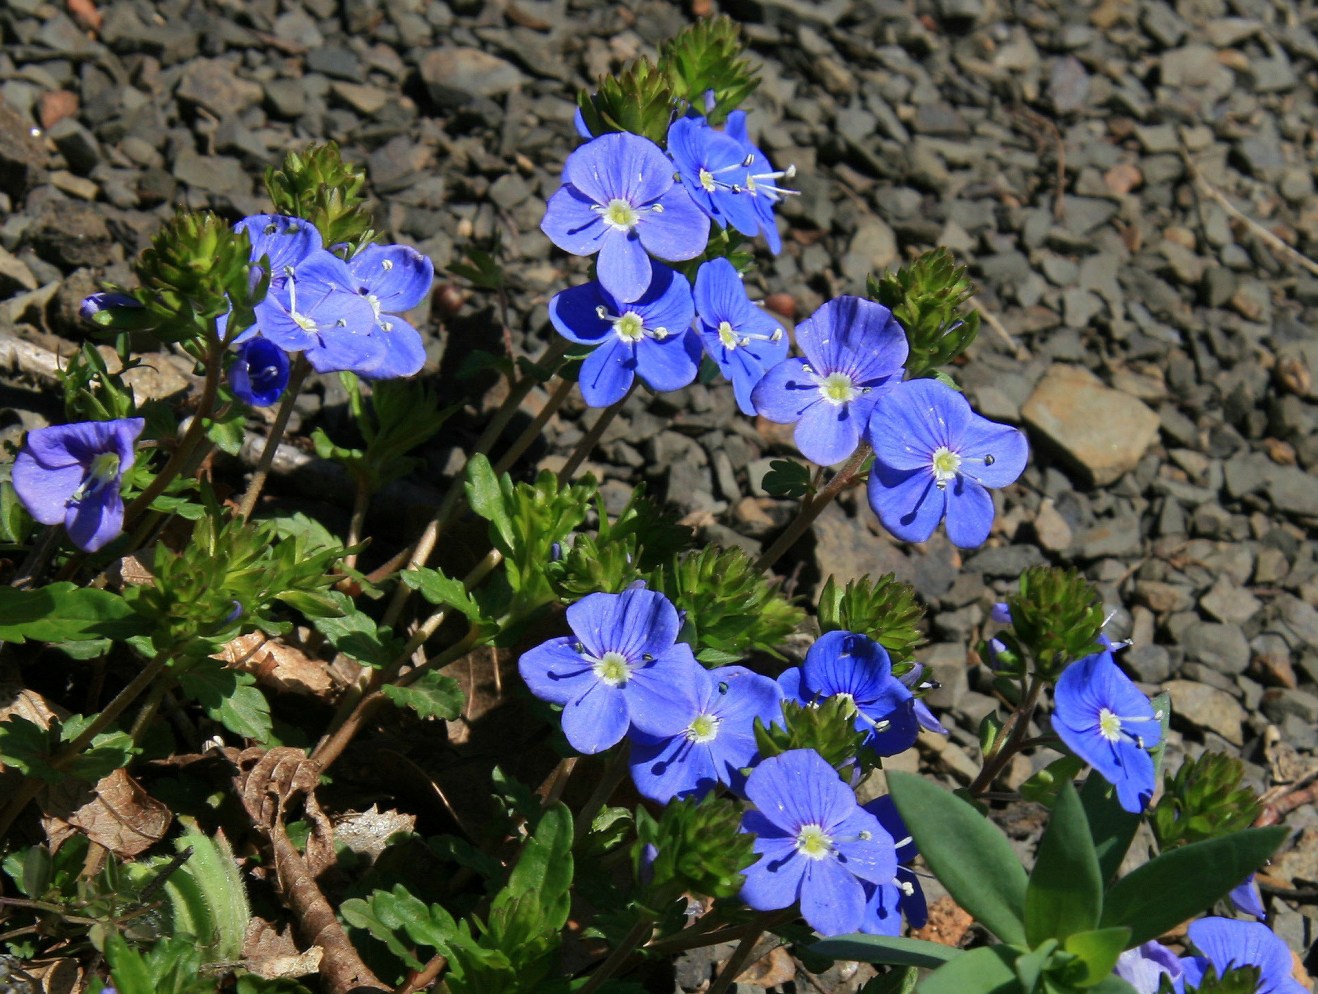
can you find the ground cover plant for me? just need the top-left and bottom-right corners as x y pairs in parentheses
(0, 7), (1313, 994)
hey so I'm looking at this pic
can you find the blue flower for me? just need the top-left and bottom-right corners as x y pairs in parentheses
(346, 243), (434, 379)
(79, 291), (142, 323)
(692, 258), (787, 415)
(752, 296), (908, 466)
(858, 795), (928, 935)
(518, 587), (703, 754)
(1229, 873), (1267, 921)
(1179, 918), (1307, 994)
(540, 132), (709, 303)
(234, 215), (384, 375)
(739, 748), (897, 936)
(548, 264), (699, 407)
(1113, 941), (1184, 994)
(667, 116), (761, 239)
(1052, 648), (1161, 814)
(12, 418), (145, 552)
(725, 111), (794, 254)
(230, 337), (291, 407)
(865, 378), (1029, 548)
(778, 631), (919, 758)
(628, 664), (783, 803)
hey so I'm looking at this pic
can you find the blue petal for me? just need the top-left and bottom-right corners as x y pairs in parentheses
(867, 464), (946, 544)
(519, 637), (599, 706)
(596, 229), (652, 304)
(231, 338), (291, 406)
(578, 337), (636, 407)
(751, 358), (816, 422)
(356, 316), (426, 380)
(629, 731), (720, 803)
(955, 416), (1030, 489)
(942, 475), (996, 549)
(541, 185), (607, 257)
(636, 184), (710, 263)
(794, 396), (863, 466)
(566, 587), (681, 661)
(235, 214), (323, 274)
(626, 645), (706, 737)
(12, 455), (83, 526)
(799, 856), (867, 936)
(65, 484), (124, 553)
(561, 680), (629, 754)
(795, 297), (907, 381)
(348, 244), (434, 311)
(635, 333), (699, 394)
(548, 282), (614, 345)
(744, 749), (856, 835)
(565, 131), (673, 207)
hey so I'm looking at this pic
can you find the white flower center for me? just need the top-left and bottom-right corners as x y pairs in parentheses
(795, 823), (833, 860)
(1098, 708), (1122, 742)
(686, 712), (720, 744)
(819, 372), (857, 405)
(614, 312), (646, 342)
(601, 198), (639, 231)
(931, 446), (962, 481)
(717, 320), (739, 348)
(593, 651), (631, 687)
(74, 452), (121, 501)
(698, 168), (718, 192)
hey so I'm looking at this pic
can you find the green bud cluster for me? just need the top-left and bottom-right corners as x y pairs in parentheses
(652, 546), (804, 666)
(128, 210), (268, 345)
(1002, 566), (1106, 682)
(264, 141), (376, 254)
(1162, 965), (1262, 994)
(754, 698), (868, 774)
(577, 57), (678, 147)
(817, 573), (926, 667)
(867, 247), (981, 379)
(659, 15), (760, 126)
(633, 793), (755, 910)
(1151, 752), (1263, 851)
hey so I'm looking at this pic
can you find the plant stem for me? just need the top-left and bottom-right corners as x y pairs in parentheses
(966, 675), (1044, 797)
(492, 374), (575, 475)
(344, 473), (371, 570)
(557, 388), (631, 484)
(577, 916), (655, 994)
(573, 748), (631, 842)
(0, 650), (170, 838)
(236, 356), (311, 519)
(707, 923), (767, 994)
(122, 340), (225, 528)
(754, 444), (872, 573)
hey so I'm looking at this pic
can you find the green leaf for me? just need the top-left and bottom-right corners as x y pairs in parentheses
(176, 667), (273, 742)
(402, 567), (485, 625)
(918, 945), (1020, 994)
(341, 894), (426, 970)
(106, 930), (155, 994)
(313, 607), (405, 669)
(860, 966), (920, 994)
(1015, 938), (1057, 993)
(809, 934), (962, 969)
(382, 672), (465, 720)
(1079, 773), (1140, 887)
(66, 730), (137, 780)
(1088, 978), (1139, 994)
(1026, 782), (1102, 945)
(205, 408), (247, 456)
(465, 454), (514, 549)
(761, 458), (812, 498)
(1099, 827), (1288, 946)
(0, 716), (59, 780)
(0, 583), (147, 642)
(887, 771), (1029, 945)
(1062, 927), (1131, 987)
(1020, 755), (1086, 806)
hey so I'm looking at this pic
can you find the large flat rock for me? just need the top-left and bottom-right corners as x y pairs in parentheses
(1022, 365), (1160, 486)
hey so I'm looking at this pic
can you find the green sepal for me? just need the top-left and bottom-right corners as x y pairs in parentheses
(886, 770), (1029, 946)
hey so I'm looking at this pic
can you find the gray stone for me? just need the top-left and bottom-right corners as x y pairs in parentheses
(419, 48), (528, 107)
(847, 218), (898, 276)
(1198, 576), (1261, 625)
(1124, 644), (1172, 683)
(0, 246), (38, 295)
(47, 118), (100, 174)
(1182, 621), (1250, 675)
(1022, 365), (1161, 486)
(330, 82), (391, 116)
(307, 47), (362, 81)
(176, 59), (263, 117)
(1260, 687), (1318, 726)
(172, 147), (250, 197)
(1265, 466), (1318, 517)
(1048, 56), (1090, 114)
(923, 643), (970, 711)
(1164, 679), (1246, 745)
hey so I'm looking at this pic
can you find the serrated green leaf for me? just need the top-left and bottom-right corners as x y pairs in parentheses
(313, 607), (405, 669)
(1099, 827), (1288, 946)
(809, 934), (962, 969)
(205, 408), (247, 455)
(106, 930), (155, 994)
(465, 454), (514, 549)
(341, 894), (426, 970)
(402, 567), (483, 623)
(917, 945), (1019, 994)
(176, 667), (272, 742)
(0, 583), (147, 643)
(761, 458), (811, 498)
(1026, 782), (1101, 945)
(382, 672), (465, 720)
(887, 771), (1028, 945)
(0, 716), (59, 780)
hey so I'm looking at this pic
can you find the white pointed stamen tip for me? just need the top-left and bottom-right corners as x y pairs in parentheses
(382, 259), (394, 270)
(784, 164), (797, 179)
(771, 328), (783, 341)
(596, 305), (608, 319)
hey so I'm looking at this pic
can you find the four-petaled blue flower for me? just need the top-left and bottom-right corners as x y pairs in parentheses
(725, 110), (794, 254)
(667, 116), (761, 239)
(739, 748), (897, 936)
(540, 132), (709, 303)
(12, 418), (145, 552)
(548, 265), (700, 407)
(518, 586), (702, 754)
(858, 795), (928, 935)
(778, 631), (919, 757)
(693, 258), (787, 415)
(865, 378), (1028, 549)
(1179, 918), (1307, 994)
(1114, 940), (1184, 994)
(628, 663), (783, 804)
(1052, 647), (1161, 814)
(752, 296), (908, 466)
(346, 243), (434, 379)
(235, 214), (384, 375)
(230, 337), (291, 407)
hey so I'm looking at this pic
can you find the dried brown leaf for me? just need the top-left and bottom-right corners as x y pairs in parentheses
(39, 769), (171, 858)
(735, 944), (796, 988)
(333, 805), (416, 863)
(244, 918), (325, 979)
(215, 633), (336, 699)
(226, 746), (334, 875)
(26, 957), (82, 994)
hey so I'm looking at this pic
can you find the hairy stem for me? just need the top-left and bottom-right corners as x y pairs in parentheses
(343, 473), (371, 570)
(967, 675), (1044, 797)
(558, 388), (632, 484)
(236, 356), (311, 519)
(754, 444), (872, 573)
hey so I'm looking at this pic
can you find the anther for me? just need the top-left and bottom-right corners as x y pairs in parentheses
(382, 259), (394, 270)
(264, 223), (278, 235)
(984, 454), (996, 466)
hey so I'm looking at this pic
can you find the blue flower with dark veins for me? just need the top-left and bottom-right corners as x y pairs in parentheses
(858, 794), (928, 935)
(230, 337), (291, 407)
(752, 296), (908, 467)
(1178, 918), (1307, 994)
(1052, 647), (1161, 814)
(693, 258), (787, 415)
(346, 243), (434, 380)
(725, 110), (796, 254)
(540, 132), (709, 303)
(667, 116), (761, 238)
(12, 417), (145, 552)
(548, 264), (699, 407)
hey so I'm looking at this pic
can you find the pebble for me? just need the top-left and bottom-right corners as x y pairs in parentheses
(1164, 679), (1246, 745)
(1021, 365), (1161, 486)
(419, 47), (528, 107)
(1181, 621), (1251, 675)
(176, 59), (264, 117)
